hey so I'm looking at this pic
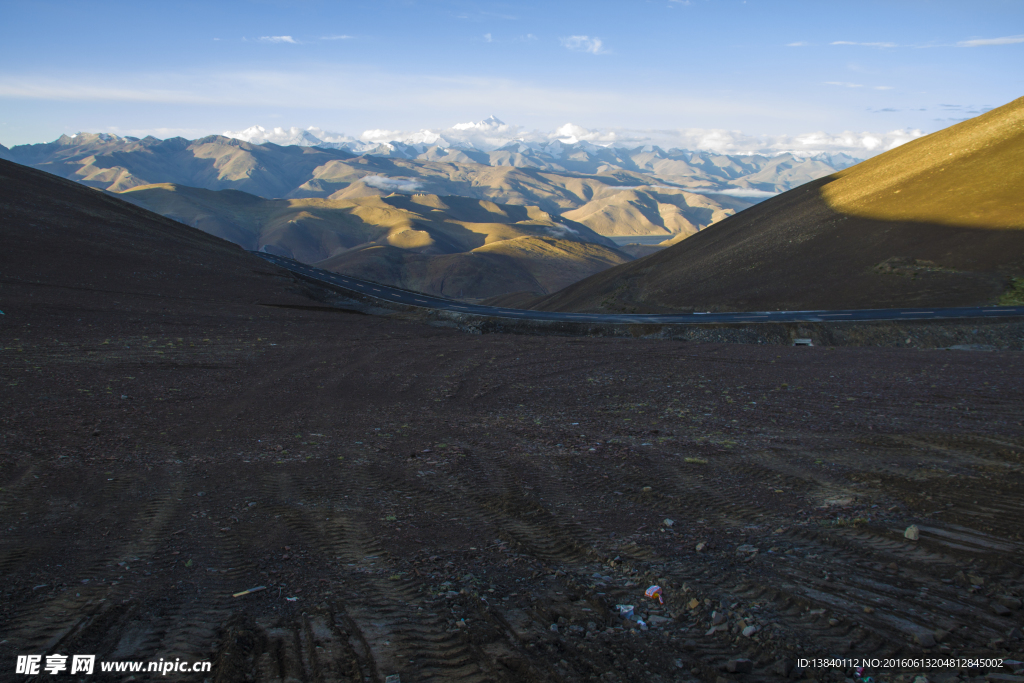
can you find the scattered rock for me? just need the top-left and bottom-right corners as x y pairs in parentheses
(993, 602), (1013, 617)
(550, 623), (559, 632)
(712, 611), (726, 625)
(967, 573), (985, 586)
(912, 676), (929, 683)
(688, 598), (701, 610)
(736, 544), (758, 554)
(648, 615), (673, 627)
(904, 525), (920, 541)
(385, 676), (401, 683)
(863, 606), (875, 614)
(774, 659), (795, 677)
(726, 659), (754, 674)
(997, 596), (1022, 611)
(663, 519), (674, 527)
(695, 542), (707, 552)
(742, 624), (760, 637)
(642, 486), (652, 493)
(914, 631), (936, 648)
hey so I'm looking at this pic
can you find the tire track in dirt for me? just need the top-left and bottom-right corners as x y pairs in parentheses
(233, 465), (507, 683)
(0, 470), (184, 665)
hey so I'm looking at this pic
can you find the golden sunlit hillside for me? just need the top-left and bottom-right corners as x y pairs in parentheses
(116, 183), (632, 300)
(530, 96), (1024, 314)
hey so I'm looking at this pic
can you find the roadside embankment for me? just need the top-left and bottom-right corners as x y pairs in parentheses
(294, 272), (1024, 350)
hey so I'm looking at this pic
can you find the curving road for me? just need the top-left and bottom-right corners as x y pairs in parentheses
(253, 251), (1024, 325)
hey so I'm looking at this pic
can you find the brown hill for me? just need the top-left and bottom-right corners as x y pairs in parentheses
(114, 183), (627, 299)
(532, 97), (1024, 313)
(315, 236), (629, 299)
(5, 133), (759, 237)
(561, 187), (748, 237)
(0, 158), (308, 310)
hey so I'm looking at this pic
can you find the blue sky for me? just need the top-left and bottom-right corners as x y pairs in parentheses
(1, 0), (1021, 151)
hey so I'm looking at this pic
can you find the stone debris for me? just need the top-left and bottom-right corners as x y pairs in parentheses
(726, 659), (754, 674)
(914, 630), (936, 647)
(997, 595), (1023, 610)
(992, 602), (1013, 617)
(904, 524), (920, 540)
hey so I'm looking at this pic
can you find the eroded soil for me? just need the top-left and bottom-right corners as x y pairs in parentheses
(2, 290), (1023, 683)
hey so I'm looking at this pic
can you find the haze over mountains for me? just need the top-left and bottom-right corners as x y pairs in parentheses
(531, 96), (1024, 314)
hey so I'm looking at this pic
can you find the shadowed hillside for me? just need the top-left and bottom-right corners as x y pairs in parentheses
(0, 158), (309, 309)
(532, 97), (1024, 313)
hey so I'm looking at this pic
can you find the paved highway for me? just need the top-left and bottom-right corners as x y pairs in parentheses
(253, 252), (1024, 325)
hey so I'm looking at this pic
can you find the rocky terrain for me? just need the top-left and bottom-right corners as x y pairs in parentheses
(2, 153), (1023, 683)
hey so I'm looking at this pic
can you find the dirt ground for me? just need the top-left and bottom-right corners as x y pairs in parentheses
(2, 275), (1023, 683)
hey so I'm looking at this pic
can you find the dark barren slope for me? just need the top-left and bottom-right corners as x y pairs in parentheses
(533, 97), (1024, 313)
(0, 158), (311, 310)
(2, 156), (1024, 682)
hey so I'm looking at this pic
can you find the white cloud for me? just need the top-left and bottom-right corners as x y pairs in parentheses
(361, 175), (422, 193)
(259, 36), (297, 44)
(786, 41), (809, 47)
(560, 35), (606, 55)
(830, 41), (898, 48)
(321, 35), (354, 41)
(546, 223), (581, 238)
(957, 34), (1024, 47)
(0, 67), (929, 157)
(484, 33), (493, 43)
(825, 81), (893, 91)
(226, 124), (354, 145)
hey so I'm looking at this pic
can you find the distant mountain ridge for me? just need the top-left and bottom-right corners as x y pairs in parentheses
(5, 130), (859, 199)
(0, 128), (861, 302)
(115, 183), (630, 300)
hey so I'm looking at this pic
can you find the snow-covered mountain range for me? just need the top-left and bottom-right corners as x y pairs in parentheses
(224, 115), (921, 160)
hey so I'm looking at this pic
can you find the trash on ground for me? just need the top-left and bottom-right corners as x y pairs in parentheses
(232, 585), (267, 598)
(645, 585), (664, 604)
(616, 604), (634, 619)
(285, 596), (299, 601)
